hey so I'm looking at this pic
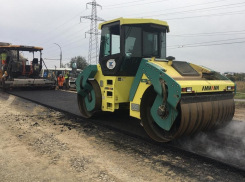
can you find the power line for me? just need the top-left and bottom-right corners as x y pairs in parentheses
(29, 0), (235, 47)
(32, 1), (84, 32)
(169, 30), (245, 37)
(103, 0), (146, 7)
(137, 2), (245, 18)
(168, 36), (245, 48)
(103, 0), (170, 8)
(104, 0), (172, 9)
(42, 24), (90, 50)
(29, 0), (245, 61)
(162, 9), (245, 21)
(21, 0), (234, 47)
(35, 23), (82, 46)
(103, 0), (228, 11)
(44, 36), (88, 56)
(28, 9), (87, 44)
(37, 22), (89, 46)
(44, 40), (89, 60)
(168, 40), (245, 49)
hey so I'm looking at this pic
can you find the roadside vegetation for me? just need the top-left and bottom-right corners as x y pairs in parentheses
(234, 81), (245, 99)
(226, 73), (245, 82)
(62, 56), (89, 70)
(234, 92), (245, 99)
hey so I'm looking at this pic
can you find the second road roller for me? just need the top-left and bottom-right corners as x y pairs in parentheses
(76, 18), (236, 142)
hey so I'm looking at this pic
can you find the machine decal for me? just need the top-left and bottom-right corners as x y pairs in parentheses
(202, 86), (219, 91)
(106, 59), (116, 69)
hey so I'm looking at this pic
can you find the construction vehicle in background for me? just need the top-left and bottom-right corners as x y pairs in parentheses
(0, 43), (55, 91)
(40, 68), (83, 88)
(76, 18), (236, 142)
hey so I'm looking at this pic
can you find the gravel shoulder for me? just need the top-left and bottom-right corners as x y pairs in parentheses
(0, 92), (245, 182)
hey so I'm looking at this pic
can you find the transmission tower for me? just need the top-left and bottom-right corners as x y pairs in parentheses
(80, 0), (105, 65)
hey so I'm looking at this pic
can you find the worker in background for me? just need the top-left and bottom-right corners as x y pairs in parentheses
(2, 71), (8, 81)
(64, 69), (70, 90)
(1, 50), (8, 72)
(57, 74), (65, 89)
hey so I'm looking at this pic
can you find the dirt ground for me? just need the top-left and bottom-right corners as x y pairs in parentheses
(0, 92), (245, 182)
(234, 102), (245, 121)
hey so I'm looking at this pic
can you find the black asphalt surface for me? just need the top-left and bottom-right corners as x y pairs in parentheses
(7, 90), (148, 138)
(6, 89), (245, 171)
(2, 91), (245, 181)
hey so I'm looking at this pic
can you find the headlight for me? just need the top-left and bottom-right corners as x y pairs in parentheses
(182, 87), (193, 92)
(227, 86), (235, 90)
(186, 87), (192, 92)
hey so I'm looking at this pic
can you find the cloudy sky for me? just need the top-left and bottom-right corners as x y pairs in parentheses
(1, 0), (245, 73)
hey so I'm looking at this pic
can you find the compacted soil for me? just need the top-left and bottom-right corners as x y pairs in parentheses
(0, 92), (244, 182)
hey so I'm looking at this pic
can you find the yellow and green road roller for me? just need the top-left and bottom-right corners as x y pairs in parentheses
(76, 18), (236, 142)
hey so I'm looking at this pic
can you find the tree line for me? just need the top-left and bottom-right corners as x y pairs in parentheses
(62, 56), (89, 70)
(225, 73), (245, 82)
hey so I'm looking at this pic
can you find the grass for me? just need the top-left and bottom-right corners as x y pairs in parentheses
(234, 92), (245, 99)
(234, 81), (245, 99)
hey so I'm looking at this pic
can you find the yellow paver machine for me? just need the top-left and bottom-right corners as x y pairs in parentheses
(0, 45), (55, 90)
(76, 18), (236, 142)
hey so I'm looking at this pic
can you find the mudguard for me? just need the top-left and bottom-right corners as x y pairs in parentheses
(130, 58), (181, 131)
(76, 65), (98, 97)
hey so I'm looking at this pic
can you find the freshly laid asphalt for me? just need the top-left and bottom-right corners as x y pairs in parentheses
(7, 89), (149, 139)
(5, 89), (245, 171)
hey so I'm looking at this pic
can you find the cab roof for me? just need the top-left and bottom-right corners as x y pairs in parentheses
(0, 45), (43, 51)
(98, 17), (169, 32)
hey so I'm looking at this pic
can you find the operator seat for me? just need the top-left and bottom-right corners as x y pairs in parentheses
(33, 58), (38, 64)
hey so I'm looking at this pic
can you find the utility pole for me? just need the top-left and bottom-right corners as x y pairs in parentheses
(80, 0), (105, 65)
(54, 43), (62, 68)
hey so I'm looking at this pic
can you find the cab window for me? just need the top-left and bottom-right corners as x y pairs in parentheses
(143, 31), (159, 57)
(101, 24), (120, 57)
(125, 26), (141, 57)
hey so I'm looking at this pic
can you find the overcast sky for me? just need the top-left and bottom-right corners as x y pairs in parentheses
(1, 0), (245, 73)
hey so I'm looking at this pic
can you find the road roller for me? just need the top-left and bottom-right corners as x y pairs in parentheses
(76, 18), (236, 142)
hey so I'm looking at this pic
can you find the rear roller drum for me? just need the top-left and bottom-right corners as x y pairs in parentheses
(140, 86), (235, 142)
(140, 86), (180, 142)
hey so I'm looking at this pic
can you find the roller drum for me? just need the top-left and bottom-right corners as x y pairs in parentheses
(176, 98), (235, 138)
(141, 90), (235, 142)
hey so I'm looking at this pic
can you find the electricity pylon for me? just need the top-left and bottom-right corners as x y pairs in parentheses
(80, 0), (105, 65)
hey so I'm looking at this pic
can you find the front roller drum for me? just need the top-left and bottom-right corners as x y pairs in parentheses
(141, 87), (235, 142)
(77, 80), (102, 118)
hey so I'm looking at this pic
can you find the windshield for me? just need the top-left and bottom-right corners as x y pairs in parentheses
(124, 25), (167, 58)
(143, 31), (158, 57)
(101, 24), (120, 57)
(125, 26), (141, 57)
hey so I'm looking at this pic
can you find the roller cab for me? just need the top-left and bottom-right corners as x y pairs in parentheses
(76, 18), (235, 142)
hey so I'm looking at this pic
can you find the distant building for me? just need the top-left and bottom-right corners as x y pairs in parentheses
(224, 72), (235, 76)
